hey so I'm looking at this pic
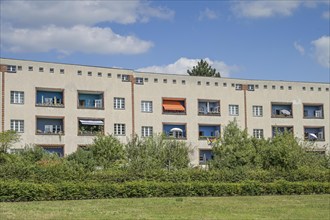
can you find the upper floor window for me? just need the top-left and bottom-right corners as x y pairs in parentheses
(10, 91), (24, 104)
(271, 103), (293, 118)
(107, 73), (112, 78)
(197, 81), (201, 85)
(264, 85), (268, 89)
(98, 72), (102, 77)
(215, 82), (218, 86)
(122, 74), (130, 82)
(60, 69), (64, 74)
(78, 91), (103, 109)
(114, 123), (126, 136)
(17, 66), (22, 71)
(28, 66), (33, 71)
(223, 83), (227, 87)
(235, 84), (242, 90)
(229, 105), (239, 116)
(7, 65), (16, 73)
(10, 120), (24, 133)
(77, 70), (82, 75)
(114, 97), (125, 109)
(135, 77), (144, 85)
(248, 84), (254, 91)
(88, 71), (92, 76)
(182, 80), (186, 85)
(50, 68), (54, 73)
(253, 105), (263, 117)
(154, 78), (158, 83)
(141, 101), (152, 113)
(39, 67), (44, 72)
(141, 126), (153, 137)
(163, 79), (167, 83)
(163, 98), (186, 115)
(36, 88), (64, 107)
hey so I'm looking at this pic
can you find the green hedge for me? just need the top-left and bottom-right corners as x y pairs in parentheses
(0, 164), (329, 183)
(1, 180), (329, 202)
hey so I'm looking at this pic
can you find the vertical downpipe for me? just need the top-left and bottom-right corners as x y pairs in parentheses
(0, 65), (6, 132)
(243, 84), (248, 130)
(130, 75), (135, 137)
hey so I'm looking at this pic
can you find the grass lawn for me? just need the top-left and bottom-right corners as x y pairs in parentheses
(0, 194), (329, 220)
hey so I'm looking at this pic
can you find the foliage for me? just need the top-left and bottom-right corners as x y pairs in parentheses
(187, 59), (221, 77)
(125, 135), (190, 172)
(0, 130), (20, 153)
(1, 180), (329, 202)
(68, 135), (125, 170)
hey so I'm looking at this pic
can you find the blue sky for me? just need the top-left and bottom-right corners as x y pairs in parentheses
(1, 0), (329, 82)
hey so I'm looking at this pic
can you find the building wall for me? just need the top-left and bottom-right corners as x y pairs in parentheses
(1, 58), (329, 166)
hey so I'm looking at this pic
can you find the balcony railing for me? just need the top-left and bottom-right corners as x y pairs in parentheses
(36, 97), (64, 107)
(198, 106), (220, 116)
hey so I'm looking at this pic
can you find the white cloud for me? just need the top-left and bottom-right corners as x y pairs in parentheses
(322, 11), (330, 19)
(199, 8), (218, 21)
(294, 42), (305, 55)
(232, 1), (301, 18)
(311, 36), (330, 68)
(0, 1), (174, 27)
(1, 25), (153, 55)
(136, 57), (239, 77)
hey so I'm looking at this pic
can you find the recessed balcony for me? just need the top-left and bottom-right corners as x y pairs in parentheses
(303, 104), (324, 119)
(36, 89), (64, 107)
(78, 92), (104, 109)
(78, 119), (104, 136)
(162, 98), (186, 115)
(198, 100), (220, 116)
(36, 117), (64, 135)
(271, 103), (293, 118)
(163, 124), (186, 139)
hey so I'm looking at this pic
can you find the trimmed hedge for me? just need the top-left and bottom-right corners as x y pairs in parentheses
(1, 180), (329, 202)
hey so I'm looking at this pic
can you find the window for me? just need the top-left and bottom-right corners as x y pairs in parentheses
(122, 74), (130, 82)
(141, 101), (152, 112)
(107, 73), (112, 78)
(163, 79), (167, 83)
(144, 78), (148, 82)
(231, 83), (235, 87)
(288, 86), (292, 90)
(253, 106), (263, 117)
(17, 66), (22, 71)
(114, 97), (125, 109)
(264, 85), (267, 89)
(215, 82), (218, 86)
(154, 78), (158, 83)
(318, 87), (321, 91)
(253, 129), (264, 139)
(173, 79), (176, 84)
(98, 72), (102, 77)
(326, 88), (329, 91)
(28, 66), (33, 71)
(235, 84), (242, 90)
(50, 68), (54, 73)
(135, 77), (144, 85)
(197, 81), (201, 85)
(60, 69), (64, 74)
(182, 80), (186, 85)
(117, 74), (121, 78)
(10, 120), (24, 133)
(88, 71), (92, 76)
(114, 124), (125, 136)
(229, 105), (239, 116)
(248, 84), (254, 91)
(310, 87), (314, 91)
(280, 86), (284, 90)
(272, 85), (276, 90)
(223, 83), (227, 87)
(302, 86), (306, 91)
(39, 67), (44, 72)
(10, 91), (24, 104)
(255, 85), (259, 89)
(77, 70), (82, 75)
(7, 65), (16, 73)
(141, 126), (153, 137)
(206, 82), (210, 86)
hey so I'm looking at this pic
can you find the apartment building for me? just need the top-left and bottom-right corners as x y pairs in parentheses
(1, 58), (329, 166)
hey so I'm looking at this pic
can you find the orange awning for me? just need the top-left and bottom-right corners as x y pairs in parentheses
(163, 100), (185, 111)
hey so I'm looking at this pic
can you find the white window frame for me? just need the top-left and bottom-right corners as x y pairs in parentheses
(7, 65), (17, 73)
(141, 101), (152, 113)
(253, 129), (264, 139)
(10, 120), (24, 133)
(114, 124), (125, 136)
(229, 105), (239, 116)
(114, 97), (125, 109)
(135, 77), (144, 85)
(10, 91), (24, 104)
(141, 126), (153, 137)
(253, 105), (263, 117)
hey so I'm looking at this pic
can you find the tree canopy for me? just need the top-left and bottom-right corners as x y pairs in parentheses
(187, 59), (221, 77)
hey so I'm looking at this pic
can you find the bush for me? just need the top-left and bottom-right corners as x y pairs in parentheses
(1, 180), (329, 202)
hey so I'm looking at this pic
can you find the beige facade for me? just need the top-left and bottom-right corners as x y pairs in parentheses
(1, 58), (329, 166)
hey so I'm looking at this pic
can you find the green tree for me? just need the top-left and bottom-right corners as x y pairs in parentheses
(0, 130), (20, 153)
(187, 59), (221, 77)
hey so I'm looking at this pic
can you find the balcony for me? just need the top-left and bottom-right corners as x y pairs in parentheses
(78, 92), (104, 109)
(41, 146), (64, 157)
(199, 149), (213, 165)
(78, 119), (104, 136)
(303, 104), (323, 119)
(163, 124), (186, 139)
(304, 127), (325, 141)
(162, 98), (186, 115)
(36, 118), (64, 135)
(272, 126), (293, 137)
(198, 100), (220, 116)
(198, 125), (220, 143)
(271, 103), (293, 118)
(36, 89), (64, 107)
